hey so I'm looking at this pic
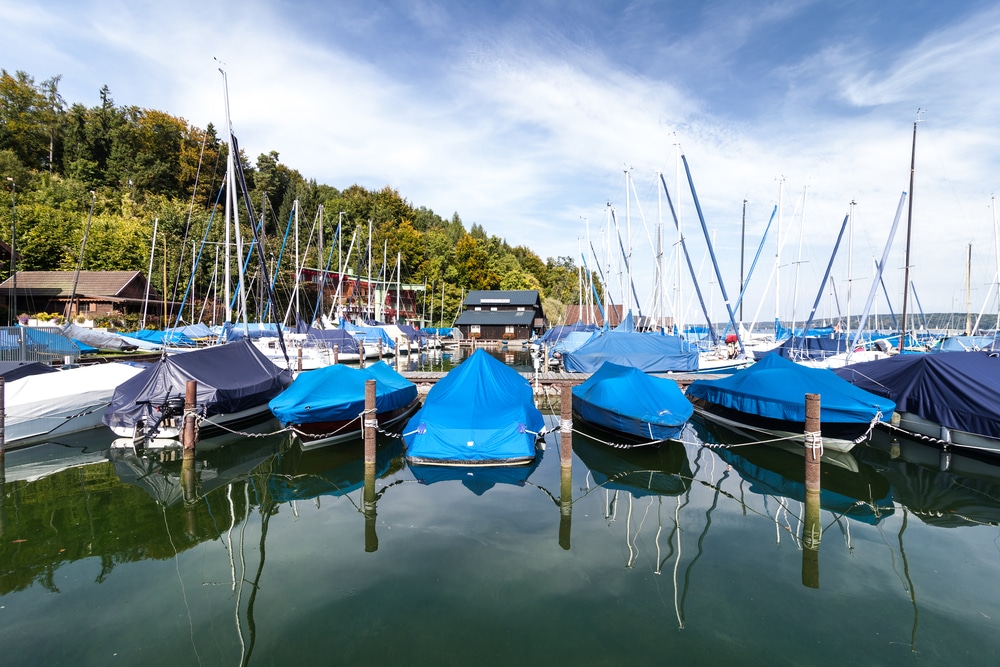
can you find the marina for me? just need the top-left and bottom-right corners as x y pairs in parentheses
(2, 370), (1000, 664)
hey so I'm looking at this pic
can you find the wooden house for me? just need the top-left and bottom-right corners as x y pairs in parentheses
(454, 290), (547, 341)
(0, 270), (160, 319)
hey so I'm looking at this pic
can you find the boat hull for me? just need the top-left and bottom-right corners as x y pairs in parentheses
(688, 399), (866, 453)
(293, 398), (422, 450)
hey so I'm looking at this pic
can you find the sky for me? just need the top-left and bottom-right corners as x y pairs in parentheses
(3, 0), (1000, 328)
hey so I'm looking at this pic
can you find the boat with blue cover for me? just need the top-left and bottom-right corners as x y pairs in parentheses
(403, 348), (545, 466)
(685, 353), (895, 452)
(269, 361), (420, 450)
(572, 361), (692, 445)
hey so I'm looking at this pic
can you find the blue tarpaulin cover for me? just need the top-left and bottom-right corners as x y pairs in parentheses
(403, 348), (544, 465)
(269, 361), (416, 425)
(561, 331), (699, 373)
(687, 353), (895, 425)
(572, 361), (692, 442)
(834, 351), (1000, 439)
(102, 339), (293, 432)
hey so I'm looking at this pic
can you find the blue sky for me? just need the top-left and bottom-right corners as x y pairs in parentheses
(4, 0), (1000, 327)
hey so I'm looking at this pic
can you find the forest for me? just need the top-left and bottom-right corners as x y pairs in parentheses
(0, 68), (596, 329)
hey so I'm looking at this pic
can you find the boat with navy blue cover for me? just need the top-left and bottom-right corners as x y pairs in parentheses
(685, 353), (895, 452)
(834, 351), (1000, 456)
(269, 361), (420, 450)
(103, 339), (293, 446)
(572, 361), (692, 445)
(403, 348), (545, 466)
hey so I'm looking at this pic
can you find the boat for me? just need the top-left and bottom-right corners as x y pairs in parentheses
(572, 361), (692, 445)
(268, 360), (420, 450)
(268, 436), (405, 502)
(102, 339), (293, 446)
(560, 329), (699, 373)
(403, 348), (545, 466)
(834, 351), (1000, 456)
(685, 352), (895, 452)
(2, 362), (145, 449)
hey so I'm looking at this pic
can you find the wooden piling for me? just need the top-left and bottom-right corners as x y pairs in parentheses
(183, 379), (198, 452)
(297, 346), (303, 372)
(333, 343), (339, 365)
(559, 463), (572, 551)
(364, 462), (378, 553)
(559, 383), (573, 467)
(378, 339), (383, 359)
(395, 338), (401, 371)
(802, 392), (821, 588)
(182, 448), (198, 535)
(359, 342), (365, 368)
(364, 379), (376, 465)
(804, 393), (821, 493)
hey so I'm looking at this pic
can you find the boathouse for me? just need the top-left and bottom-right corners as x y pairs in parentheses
(455, 290), (546, 341)
(0, 270), (160, 320)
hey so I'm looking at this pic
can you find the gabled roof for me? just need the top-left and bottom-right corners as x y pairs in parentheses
(455, 310), (537, 326)
(0, 271), (158, 298)
(463, 290), (540, 307)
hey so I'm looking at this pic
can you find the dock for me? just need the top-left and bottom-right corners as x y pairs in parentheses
(401, 370), (714, 394)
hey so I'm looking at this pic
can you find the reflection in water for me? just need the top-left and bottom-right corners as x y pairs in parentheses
(574, 426), (695, 626)
(409, 446), (543, 495)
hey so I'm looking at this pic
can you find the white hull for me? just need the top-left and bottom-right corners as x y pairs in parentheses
(3, 363), (145, 450)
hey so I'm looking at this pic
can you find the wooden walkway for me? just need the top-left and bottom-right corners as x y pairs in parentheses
(401, 370), (717, 393)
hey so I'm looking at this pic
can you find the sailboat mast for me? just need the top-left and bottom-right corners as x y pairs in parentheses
(898, 115), (919, 353)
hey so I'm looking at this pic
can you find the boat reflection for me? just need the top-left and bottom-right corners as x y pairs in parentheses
(856, 429), (1000, 528)
(573, 428), (692, 497)
(408, 446), (544, 495)
(269, 436), (405, 502)
(691, 418), (895, 525)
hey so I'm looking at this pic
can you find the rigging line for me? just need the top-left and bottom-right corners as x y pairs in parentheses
(175, 183), (225, 330)
(168, 129), (209, 324)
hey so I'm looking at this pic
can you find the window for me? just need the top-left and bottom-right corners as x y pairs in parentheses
(505, 326), (515, 334)
(471, 325), (481, 335)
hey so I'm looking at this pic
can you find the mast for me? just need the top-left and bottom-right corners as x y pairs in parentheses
(847, 199), (855, 339)
(775, 176), (784, 326)
(142, 217), (158, 329)
(739, 199), (747, 325)
(965, 243), (973, 334)
(898, 113), (920, 353)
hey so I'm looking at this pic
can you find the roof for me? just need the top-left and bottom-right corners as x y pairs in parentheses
(0, 271), (157, 298)
(455, 310), (537, 326)
(463, 290), (540, 307)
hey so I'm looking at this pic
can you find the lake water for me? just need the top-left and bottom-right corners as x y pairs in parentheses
(2, 352), (1000, 666)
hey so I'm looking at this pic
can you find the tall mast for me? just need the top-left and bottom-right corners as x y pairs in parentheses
(898, 113), (920, 353)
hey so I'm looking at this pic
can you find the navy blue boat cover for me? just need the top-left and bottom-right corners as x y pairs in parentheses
(403, 348), (544, 464)
(686, 353), (895, 425)
(102, 339), (293, 431)
(269, 361), (416, 425)
(561, 331), (699, 373)
(834, 351), (1000, 439)
(572, 361), (692, 439)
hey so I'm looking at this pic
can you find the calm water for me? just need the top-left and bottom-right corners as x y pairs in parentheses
(2, 356), (1000, 665)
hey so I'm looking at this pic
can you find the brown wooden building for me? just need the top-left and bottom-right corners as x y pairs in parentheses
(0, 270), (160, 318)
(454, 290), (547, 340)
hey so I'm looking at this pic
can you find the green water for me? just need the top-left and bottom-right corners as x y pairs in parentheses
(2, 414), (999, 666)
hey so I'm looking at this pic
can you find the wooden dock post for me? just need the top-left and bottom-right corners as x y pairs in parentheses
(378, 339), (383, 360)
(364, 379), (376, 465)
(297, 346), (303, 372)
(363, 377), (378, 550)
(359, 342), (365, 368)
(333, 343), (339, 365)
(802, 392), (821, 588)
(395, 338), (401, 371)
(559, 383), (573, 467)
(364, 461), (378, 552)
(183, 379), (198, 452)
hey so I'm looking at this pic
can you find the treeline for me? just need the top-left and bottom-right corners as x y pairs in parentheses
(0, 68), (596, 327)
